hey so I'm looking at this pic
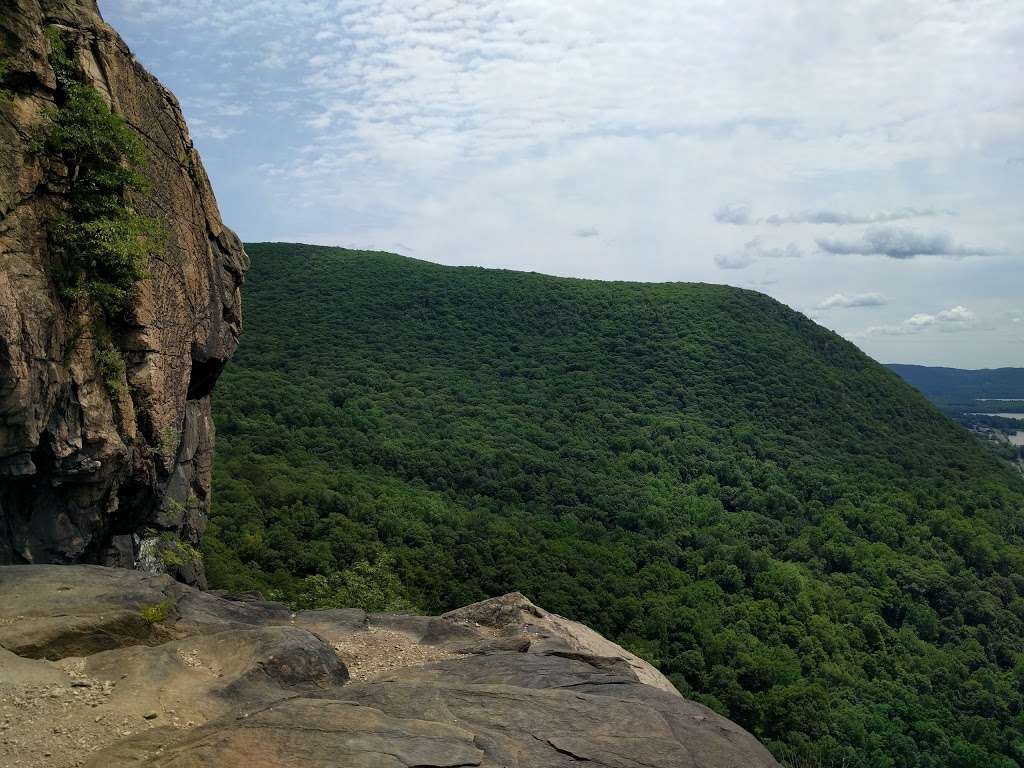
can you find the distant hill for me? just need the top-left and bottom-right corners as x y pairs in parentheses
(888, 364), (1024, 406)
(889, 364), (1024, 455)
(208, 243), (1024, 768)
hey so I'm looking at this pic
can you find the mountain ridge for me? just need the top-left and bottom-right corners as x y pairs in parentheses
(207, 242), (1024, 768)
(888, 364), (1024, 403)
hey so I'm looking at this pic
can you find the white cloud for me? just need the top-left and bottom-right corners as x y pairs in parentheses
(713, 204), (753, 225)
(715, 237), (802, 270)
(717, 206), (945, 226)
(907, 305), (975, 328)
(766, 208), (942, 226)
(715, 251), (756, 270)
(859, 305), (977, 337)
(817, 293), (887, 309)
(187, 118), (240, 141)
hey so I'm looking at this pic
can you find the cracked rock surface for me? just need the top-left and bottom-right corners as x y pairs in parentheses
(0, 0), (247, 580)
(0, 566), (780, 767)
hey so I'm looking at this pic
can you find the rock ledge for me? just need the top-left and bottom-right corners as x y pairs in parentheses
(0, 565), (780, 767)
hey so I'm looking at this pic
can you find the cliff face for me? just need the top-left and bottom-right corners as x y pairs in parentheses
(0, 0), (247, 582)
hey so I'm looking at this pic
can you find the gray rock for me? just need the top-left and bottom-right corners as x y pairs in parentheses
(115, 699), (486, 768)
(0, 565), (780, 767)
(0, 564), (177, 658)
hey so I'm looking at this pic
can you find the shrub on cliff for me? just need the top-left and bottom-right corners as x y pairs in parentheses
(42, 27), (160, 319)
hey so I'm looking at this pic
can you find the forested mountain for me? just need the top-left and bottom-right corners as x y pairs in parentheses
(207, 243), (1024, 768)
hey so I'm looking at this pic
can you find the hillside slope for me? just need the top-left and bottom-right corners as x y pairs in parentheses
(208, 243), (1024, 767)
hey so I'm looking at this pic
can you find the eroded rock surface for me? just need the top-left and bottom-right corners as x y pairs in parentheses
(0, 0), (247, 581)
(0, 565), (780, 768)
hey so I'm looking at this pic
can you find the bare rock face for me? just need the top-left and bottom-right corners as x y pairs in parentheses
(0, 0), (247, 582)
(440, 591), (681, 696)
(0, 566), (782, 768)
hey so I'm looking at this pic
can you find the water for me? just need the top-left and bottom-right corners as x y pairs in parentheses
(968, 413), (1024, 421)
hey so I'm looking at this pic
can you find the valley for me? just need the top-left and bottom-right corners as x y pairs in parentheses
(889, 365), (1024, 469)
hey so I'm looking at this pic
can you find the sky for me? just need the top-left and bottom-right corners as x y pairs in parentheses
(99, 0), (1023, 368)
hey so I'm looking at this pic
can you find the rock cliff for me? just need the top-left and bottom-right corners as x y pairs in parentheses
(0, 0), (246, 581)
(0, 565), (781, 767)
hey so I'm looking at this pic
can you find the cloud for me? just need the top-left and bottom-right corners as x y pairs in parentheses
(575, 226), (600, 238)
(714, 251), (755, 270)
(766, 207), (940, 225)
(715, 237), (803, 270)
(259, 40), (292, 70)
(216, 104), (250, 118)
(188, 118), (240, 141)
(755, 240), (804, 259)
(860, 305), (977, 336)
(907, 305), (975, 328)
(816, 292), (887, 309)
(816, 227), (991, 259)
(713, 204), (752, 225)
(715, 206), (945, 226)
(306, 113), (332, 130)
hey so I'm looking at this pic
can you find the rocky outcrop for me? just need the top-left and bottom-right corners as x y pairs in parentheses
(0, 0), (246, 580)
(0, 565), (781, 767)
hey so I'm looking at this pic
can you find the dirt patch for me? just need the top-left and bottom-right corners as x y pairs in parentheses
(0, 662), (191, 768)
(332, 628), (464, 680)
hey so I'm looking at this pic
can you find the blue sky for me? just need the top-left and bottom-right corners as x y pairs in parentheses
(99, 0), (1023, 368)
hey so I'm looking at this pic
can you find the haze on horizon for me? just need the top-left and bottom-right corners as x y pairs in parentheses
(100, 0), (1023, 369)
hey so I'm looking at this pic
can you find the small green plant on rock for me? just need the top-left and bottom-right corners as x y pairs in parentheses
(157, 426), (181, 461)
(93, 327), (126, 397)
(139, 598), (174, 625)
(0, 58), (13, 106)
(157, 531), (203, 569)
(0, 33), (20, 107)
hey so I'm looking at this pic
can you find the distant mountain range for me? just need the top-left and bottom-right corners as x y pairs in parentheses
(890, 365), (1023, 464)
(887, 364), (1024, 405)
